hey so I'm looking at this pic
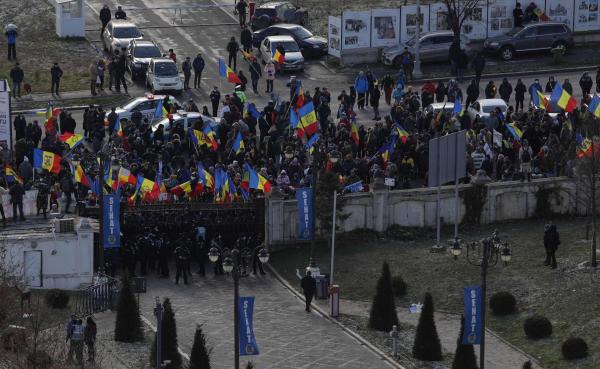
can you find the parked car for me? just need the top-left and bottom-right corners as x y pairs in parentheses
(146, 58), (183, 94)
(115, 94), (178, 122)
(483, 22), (574, 61)
(259, 35), (304, 71)
(151, 111), (220, 140)
(127, 40), (162, 80)
(102, 20), (143, 55)
(250, 1), (307, 30)
(252, 24), (327, 57)
(467, 99), (508, 120)
(381, 31), (471, 67)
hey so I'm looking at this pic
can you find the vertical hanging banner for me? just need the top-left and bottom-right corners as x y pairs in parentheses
(296, 187), (313, 240)
(401, 5), (431, 42)
(328, 16), (342, 57)
(0, 80), (10, 149)
(342, 10), (372, 49)
(371, 9), (400, 47)
(239, 296), (260, 356)
(102, 193), (121, 248)
(463, 286), (483, 345)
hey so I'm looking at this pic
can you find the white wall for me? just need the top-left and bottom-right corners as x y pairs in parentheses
(1, 220), (94, 290)
(267, 177), (580, 248)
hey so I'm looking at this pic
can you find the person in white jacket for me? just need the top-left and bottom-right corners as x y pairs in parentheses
(264, 61), (275, 93)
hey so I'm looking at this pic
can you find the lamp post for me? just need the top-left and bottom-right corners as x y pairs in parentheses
(450, 231), (511, 369)
(413, 0), (423, 79)
(154, 296), (163, 369)
(307, 143), (321, 275)
(208, 245), (269, 369)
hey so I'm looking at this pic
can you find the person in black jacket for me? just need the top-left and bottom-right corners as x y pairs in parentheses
(471, 52), (485, 86)
(10, 63), (24, 98)
(241, 27), (252, 53)
(249, 58), (261, 94)
(514, 78), (526, 111)
(192, 53), (205, 89)
(50, 62), (63, 96)
(13, 115), (26, 141)
(435, 81), (446, 103)
(99, 5), (111, 36)
(9, 181), (25, 222)
(114, 6), (126, 20)
(498, 78), (512, 103)
(465, 79), (479, 108)
(227, 37), (239, 71)
(235, 0), (248, 28)
(543, 224), (560, 269)
(370, 82), (381, 120)
(209, 86), (221, 117)
(579, 72), (593, 96)
(300, 270), (316, 312)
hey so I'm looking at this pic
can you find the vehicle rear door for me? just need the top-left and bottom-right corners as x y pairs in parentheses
(418, 36), (435, 62)
(515, 26), (538, 51)
(537, 24), (565, 49)
(432, 34), (454, 61)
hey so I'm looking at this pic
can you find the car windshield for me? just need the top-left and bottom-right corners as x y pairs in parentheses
(134, 46), (161, 58)
(155, 62), (178, 76)
(291, 27), (313, 40)
(482, 104), (507, 113)
(272, 41), (300, 52)
(113, 27), (141, 38)
(255, 8), (275, 17)
(505, 27), (523, 36)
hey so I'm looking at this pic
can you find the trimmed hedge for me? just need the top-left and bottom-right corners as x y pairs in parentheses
(562, 337), (588, 360)
(391, 275), (407, 297)
(45, 289), (69, 309)
(489, 291), (517, 315)
(523, 315), (553, 339)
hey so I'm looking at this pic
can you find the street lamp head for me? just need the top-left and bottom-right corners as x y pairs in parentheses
(501, 242), (512, 265)
(451, 239), (462, 259)
(208, 247), (220, 263)
(223, 257), (234, 273)
(258, 248), (270, 264)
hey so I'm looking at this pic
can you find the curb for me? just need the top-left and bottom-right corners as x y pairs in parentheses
(266, 264), (406, 369)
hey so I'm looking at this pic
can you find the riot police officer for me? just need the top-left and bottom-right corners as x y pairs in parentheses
(174, 243), (190, 284)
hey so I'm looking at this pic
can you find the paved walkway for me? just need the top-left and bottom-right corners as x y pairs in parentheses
(136, 273), (394, 369)
(314, 299), (543, 369)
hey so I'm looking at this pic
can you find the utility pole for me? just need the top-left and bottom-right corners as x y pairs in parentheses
(154, 297), (163, 369)
(234, 252), (240, 369)
(413, 0), (423, 79)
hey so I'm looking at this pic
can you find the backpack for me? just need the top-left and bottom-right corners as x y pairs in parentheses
(71, 323), (84, 342)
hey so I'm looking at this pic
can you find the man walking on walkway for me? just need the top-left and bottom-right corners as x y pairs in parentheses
(301, 270), (316, 312)
(10, 62), (23, 98)
(193, 53), (205, 89)
(50, 62), (63, 96)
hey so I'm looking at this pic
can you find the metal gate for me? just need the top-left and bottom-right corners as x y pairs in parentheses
(74, 274), (119, 316)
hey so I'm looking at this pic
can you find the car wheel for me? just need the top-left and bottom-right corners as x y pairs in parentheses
(500, 46), (514, 61)
(392, 56), (403, 69)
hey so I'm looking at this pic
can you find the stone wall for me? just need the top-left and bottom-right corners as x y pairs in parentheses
(266, 177), (581, 247)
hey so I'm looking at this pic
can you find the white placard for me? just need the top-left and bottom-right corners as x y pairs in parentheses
(384, 177), (396, 187)
(371, 9), (401, 47)
(429, 3), (452, 32)
(487, 0), (515, 37)
(0, 80), (10, 149)
(546, 0), (573, 25)
(328, 16), (342, 57)
(400, 5), (431, 42)
(574, 0), (600, 31)
(462, 3), (488, 40)
(342, 10), (372, 49)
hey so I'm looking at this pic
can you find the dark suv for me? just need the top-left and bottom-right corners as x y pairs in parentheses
(127, 39), (162, 80)
(484, 22), (574, 61)
(250, 1), (307, 30)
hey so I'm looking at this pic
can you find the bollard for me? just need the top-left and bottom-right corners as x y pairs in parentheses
(329, 284), (340, 317)
(389, 325), (400, 357)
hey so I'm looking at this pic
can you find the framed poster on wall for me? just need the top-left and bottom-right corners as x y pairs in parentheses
(371, 9), (401, 47)
(328, 16), (341, 57)
(400, 5), (431, 42)
(487, 0), (516, 37)
(546, 0), (573, 26)
(575, 0), (600, 31)
(342, 10), (371, 49)
(429, 3), (452, 32)
(462, 2), (488, 39)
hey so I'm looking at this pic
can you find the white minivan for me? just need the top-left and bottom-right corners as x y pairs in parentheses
(146, 58), (183, 94)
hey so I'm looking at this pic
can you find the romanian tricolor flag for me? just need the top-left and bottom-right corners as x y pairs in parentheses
(154, 99), (169, 120)
(394, 123), (409, 144)
(214, 167), (233, 203)
(136, 175), (160, 201)
(294, 81), (305, 108)
(298, 101), (318, 137)
(351, 121), (360, 146)
(33, 149), (62, 174)
(203, 125), (219, 151)
(532, 90), (551, 111)
(218, 58), (242, 84)
(118, 167), (137, 187)
(59, 132), (84, 149)
(189, 129), (205, 147)
(5, 163), (23, 184)
(550, 82), (577, 113)
(104, 163), (118, 192)
(533, 7), (550, 21)
(272, 49), (285, 64)
(113, 114), (124, 137)
(453, 97), (464, 117)
(75, 164), (91, 187)
(506, 123), (523, 141)
(578, 137), (593, 158)
(243, 163), (272, 194)
(588, 95), (600, 118)
(170, 180), (202, 197)
(198, 163), (214, 190)
(232, 131), (245, 154)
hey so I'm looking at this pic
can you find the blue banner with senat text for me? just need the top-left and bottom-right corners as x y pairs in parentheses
(102, 193), (120, 248)
(463, 285), (483, 345)
(239, 296), (259, 356)
(296, 187), (313, 240)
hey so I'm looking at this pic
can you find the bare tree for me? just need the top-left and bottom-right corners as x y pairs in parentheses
(443, 0), (484, 43)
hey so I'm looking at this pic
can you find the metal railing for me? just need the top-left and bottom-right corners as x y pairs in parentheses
(73, 274), (120, 316)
